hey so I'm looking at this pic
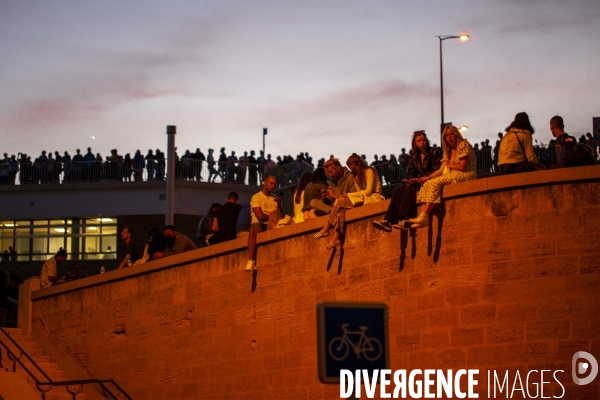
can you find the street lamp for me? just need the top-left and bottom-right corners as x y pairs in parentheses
(437, 33), (469, 143)
(459, 125), (469, 132)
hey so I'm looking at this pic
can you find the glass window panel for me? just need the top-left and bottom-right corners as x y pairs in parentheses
(0, 221), (15, 228)
(33, 228), (48, 235)
(102, 226), (117, 235)
(32, 237), (48, 255)
(15, 238), (30, 254)
(33, 220), (48, 225)
(15, 228), (30, 236)
(49, 220), (65, 225)
(15, 221), (31, 226)
(0, 239), (13, 251)
(65, 237), (72, 253)
(17, 255), (29, 261)
(84, 253), (100, 260)
(84, 237), (100, 253)
(0, 228), (12, 236)
(85, 226), (99, 233)
(49, 237), (65, 254)
(50, 227), (67, 234)
(102, 236), (117, 252)
(32, 254), (47, 261)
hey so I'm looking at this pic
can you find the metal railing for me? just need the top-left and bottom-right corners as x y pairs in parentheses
(0, 326), (131, 400)
(1, 140), (598, 187)
(0, 159), (315, 188)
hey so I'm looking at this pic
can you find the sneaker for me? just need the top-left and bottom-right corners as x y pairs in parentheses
(392, 220), (411, 230)
(245, 260), (256, 272)
(408, 213), (429, 229)
(372, 220), (392, 232)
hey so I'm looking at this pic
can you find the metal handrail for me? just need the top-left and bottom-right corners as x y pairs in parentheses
(0, 326), (131, 400)
(2, 158), (316, 187)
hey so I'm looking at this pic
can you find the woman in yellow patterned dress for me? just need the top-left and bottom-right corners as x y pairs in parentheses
(407, 125), (477, 229)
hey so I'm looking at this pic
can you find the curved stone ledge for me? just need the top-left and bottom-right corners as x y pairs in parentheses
(24, 165), (600, 399)
(32, 164), (600, 301)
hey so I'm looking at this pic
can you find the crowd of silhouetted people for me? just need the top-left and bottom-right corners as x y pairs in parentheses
(0, 147), (320, 186)
(1, 127), (597, 187)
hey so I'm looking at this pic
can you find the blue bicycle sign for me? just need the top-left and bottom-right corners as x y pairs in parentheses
(317, 301), (389, 383)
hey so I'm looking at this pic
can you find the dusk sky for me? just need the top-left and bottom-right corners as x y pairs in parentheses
(1, 0), (599, 163)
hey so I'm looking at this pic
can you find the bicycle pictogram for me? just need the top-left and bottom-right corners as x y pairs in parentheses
(328, 324), (382, 361)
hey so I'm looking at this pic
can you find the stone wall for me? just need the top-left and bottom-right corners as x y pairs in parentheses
(27, 166), (600, 399)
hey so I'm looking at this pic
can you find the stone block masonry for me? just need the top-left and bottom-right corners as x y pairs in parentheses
(27, 166), (600, 399)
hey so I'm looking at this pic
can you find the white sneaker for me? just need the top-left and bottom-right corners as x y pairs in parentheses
(408, 213), (429, 228)
(245, 260), (256, 271)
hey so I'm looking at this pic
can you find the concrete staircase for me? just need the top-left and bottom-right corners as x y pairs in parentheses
(0, 327), (88, 400)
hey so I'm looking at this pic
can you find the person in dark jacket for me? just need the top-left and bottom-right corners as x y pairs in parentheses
(309, 155), (357, 214)
(373, 130), (442, 231)
(212, 192), (242, 242)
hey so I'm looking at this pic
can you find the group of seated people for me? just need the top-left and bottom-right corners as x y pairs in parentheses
(242, 113), (596, 272)
(239, 123), (477, 271)
(36, 113), (596, 280)
(38, 225), (199, 290)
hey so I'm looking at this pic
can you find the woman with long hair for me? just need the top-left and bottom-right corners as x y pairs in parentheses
(293, 171), (313, 223)
(373, 130), (443, 231)
(408, 125), (477, 229)
(497, 112), (541, 174)
(302, 167), (328, 220)
(313, 153), (384, 249)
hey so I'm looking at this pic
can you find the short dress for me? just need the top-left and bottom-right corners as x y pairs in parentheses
(418, 140), (477, 204)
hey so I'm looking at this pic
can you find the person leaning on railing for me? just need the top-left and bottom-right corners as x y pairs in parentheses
(372, 130), (442, 232)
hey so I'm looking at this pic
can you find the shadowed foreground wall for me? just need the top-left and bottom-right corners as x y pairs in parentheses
(29, 167), (600, 399)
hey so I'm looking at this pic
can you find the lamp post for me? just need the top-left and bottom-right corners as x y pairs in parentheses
(437, 33), (469, 143)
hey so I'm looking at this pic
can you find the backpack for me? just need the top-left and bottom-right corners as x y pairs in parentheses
(565, 144), (595, 167)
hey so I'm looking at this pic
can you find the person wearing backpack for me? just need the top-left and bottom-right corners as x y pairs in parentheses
(550, 116), (595, 168)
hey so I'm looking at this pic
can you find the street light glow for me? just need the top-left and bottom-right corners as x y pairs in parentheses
(460, 34), (469, 41)
(459, 125), (469, 132)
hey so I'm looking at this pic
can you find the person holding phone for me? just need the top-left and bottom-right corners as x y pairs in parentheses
(314, 154), (384, 250)
(372, 130), (442, 231)
(245, 175), (283, 271)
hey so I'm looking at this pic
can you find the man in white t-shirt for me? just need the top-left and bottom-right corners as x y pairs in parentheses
(246, 175), (282, 271)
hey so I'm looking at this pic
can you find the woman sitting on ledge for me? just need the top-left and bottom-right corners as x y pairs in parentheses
(313, 153), (384, 249)
(407, 125), (477, 229)
(302, 167), (328, 220)
(373, 130), (442, 231)
(497, 111), (541, 174)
